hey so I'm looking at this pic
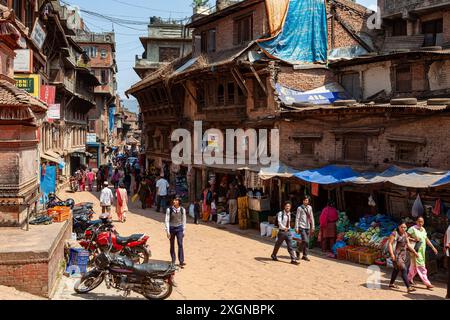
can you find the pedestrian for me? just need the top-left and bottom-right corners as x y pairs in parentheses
(116, 182), (128, 223)
(137, 177), (151, 209)
(227, 183), (239, 224)
(407, 216), (438, 290)
(96, 167), (103, 192)
(295, 195), (315, 262)
(130, 171), (137, 194)
(124, 171), (131, 195)
(86, 169), (95, 192)
(155, 175), (169, 213)
(111, 168), (121, 189)
(99, 181), (114, 218)
(193, 197), (201, 225)
(388, 222), (418, 293)
(165, 197), (187, 268)
(271, 201), (298, 265)
(444, 222), (450, 299)
(319, 200), (339, 252)
(80, 168), (87, 191)
(202, 185), (213, 222)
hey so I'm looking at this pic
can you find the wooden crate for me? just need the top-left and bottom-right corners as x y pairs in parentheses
(359, 250), (380, 265)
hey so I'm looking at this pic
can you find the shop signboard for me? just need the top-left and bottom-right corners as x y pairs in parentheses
(31, 19), (47, 50)
(14, 74), (40, 97)
(87, 133), (97, 144)
(47, 104), (61, 120)
(14, 49), (33, 73)
(40, 85), (56, 104)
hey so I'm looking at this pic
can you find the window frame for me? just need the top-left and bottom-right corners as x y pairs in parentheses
(234, 14), (253, 45)
(395, 65), (412, 93)
(395, 142), (418, 163)
(343, 136), (367, 162)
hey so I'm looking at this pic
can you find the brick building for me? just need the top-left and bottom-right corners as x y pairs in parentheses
(127, 0), (371, 201)
(73, 31), (118, 168)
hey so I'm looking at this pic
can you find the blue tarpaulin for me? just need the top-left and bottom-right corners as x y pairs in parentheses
(40, 165), (56, 203)
(258, 0), (328, 64)
(108, 104), (116, 132)
(292, 165), (450, 188)
(275, 82), (350, 105)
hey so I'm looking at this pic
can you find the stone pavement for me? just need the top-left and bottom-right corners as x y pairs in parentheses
(52, 189), (448, 300)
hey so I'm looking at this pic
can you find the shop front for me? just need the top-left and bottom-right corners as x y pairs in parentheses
(86, 142), (101, 169)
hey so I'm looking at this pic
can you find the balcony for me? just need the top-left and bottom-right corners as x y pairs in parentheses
(382, 0), (450, 18)
(49, 69), (75, 93)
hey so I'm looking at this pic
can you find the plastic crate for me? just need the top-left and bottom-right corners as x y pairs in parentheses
(66, 248), (90, 274)
(347, 247), (366, 263)
(47, 206), (71, 222)
(336, 246), (355, 260)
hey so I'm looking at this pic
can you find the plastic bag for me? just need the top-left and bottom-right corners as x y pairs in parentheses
(188, 204), (195, 218)
(432, 198), (441, 216)
(411, 194), (424, 218)
(260, 222), (268, 236)
(368, 195), (376, 207)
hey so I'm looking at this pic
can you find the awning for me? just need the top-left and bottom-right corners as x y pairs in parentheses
(195, 163), (261, 172)
(292, 165), (450, 188)
(41, 151), (63, 164)
(259, 162), (298, 180)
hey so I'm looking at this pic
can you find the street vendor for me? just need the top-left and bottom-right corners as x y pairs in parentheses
(319, 200), (339, 253)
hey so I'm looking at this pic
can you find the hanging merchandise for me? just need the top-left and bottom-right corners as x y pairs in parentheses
(432, 198), (441, 216)
(368, 195), (376, 207)
(411, 194), (424, 218)
(311, 183), (319, 197)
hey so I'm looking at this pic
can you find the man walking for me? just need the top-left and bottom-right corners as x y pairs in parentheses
(227, 183), (239, 224)
(156, 175), (169, 213)
(165, 197), (187, 268)
(100, 181), (114, 218)
(271, 201), (298, 265)
(296, 195), (315, 261)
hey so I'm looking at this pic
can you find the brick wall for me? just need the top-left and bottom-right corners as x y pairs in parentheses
(0, 221), (72, 298)
(279, 111), (450, 171)
(277, 67), (337, 91)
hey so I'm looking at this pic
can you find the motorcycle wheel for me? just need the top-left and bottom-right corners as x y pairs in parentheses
(126, 246), (149, 264)
(142, 279), (173, 300)
(74, 273), (104, 294)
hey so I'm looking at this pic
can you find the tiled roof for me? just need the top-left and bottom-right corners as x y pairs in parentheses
(0, 80), (47, 112)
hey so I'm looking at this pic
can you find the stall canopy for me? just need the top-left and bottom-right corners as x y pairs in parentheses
(292, 165), (450, 188)
(259, 162), (298, 180)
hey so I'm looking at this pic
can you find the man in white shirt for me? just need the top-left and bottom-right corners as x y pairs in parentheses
(295, 195), (315, 261)
(271, 201), (298, 265)
(156, 175), (169, 213)
(444, 223), (450, 299)
(100, 181), (114, 217)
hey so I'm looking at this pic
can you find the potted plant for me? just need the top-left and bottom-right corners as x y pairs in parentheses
(192, 0), (210, 15)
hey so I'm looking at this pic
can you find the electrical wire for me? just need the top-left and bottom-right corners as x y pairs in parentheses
(110, 0), (190, 14)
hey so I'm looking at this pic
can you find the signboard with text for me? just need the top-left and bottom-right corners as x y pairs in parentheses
(31, 19), (47, 50)
(14, 49), (33, 73)
(87, 133), (97, 144)
(48, 104), (61, 120)
(15, 74), (40, 97)
(40, 85), (56, 104)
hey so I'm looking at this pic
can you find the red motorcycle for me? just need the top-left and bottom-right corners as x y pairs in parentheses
(79, 222), (151, 265)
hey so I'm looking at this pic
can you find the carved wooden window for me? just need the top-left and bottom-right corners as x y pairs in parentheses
(343, 136), (367, 161)
(300, 140), (315, 156)
(395, 142), (418, 163)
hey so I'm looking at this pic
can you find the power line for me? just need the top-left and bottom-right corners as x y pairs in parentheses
(110, 0), (191, 14)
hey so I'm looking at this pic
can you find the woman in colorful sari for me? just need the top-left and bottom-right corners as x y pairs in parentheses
(116, 182), (128, 223)
(319, 200), (339, 252)
(407, 216), (438, 290)
(202, 186), (213, 222)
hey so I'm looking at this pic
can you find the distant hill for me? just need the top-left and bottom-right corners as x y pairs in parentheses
(121, 99), (140, 113)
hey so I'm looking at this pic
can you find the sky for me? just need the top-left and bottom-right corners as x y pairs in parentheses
(68, 0), (378, 112)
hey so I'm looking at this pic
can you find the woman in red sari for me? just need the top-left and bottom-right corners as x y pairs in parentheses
(319, 200), (339, 252)
(116, 182), (129, 223)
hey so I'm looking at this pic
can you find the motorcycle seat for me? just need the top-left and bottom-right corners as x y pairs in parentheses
(132, 263), (173, 276)
(116, 234), (145, 246)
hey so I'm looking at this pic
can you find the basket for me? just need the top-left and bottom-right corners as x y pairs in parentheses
(66, 248), (90, 274)
(47, 206), (71, 222)
(347, 247), (367, 263)
(359, 250), (380, 266)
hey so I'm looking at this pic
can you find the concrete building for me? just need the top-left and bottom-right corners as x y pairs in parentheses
(134, 16), (192, 79)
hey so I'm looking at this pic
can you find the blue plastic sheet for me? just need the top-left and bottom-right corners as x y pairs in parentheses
(293, 165), (361, 185)
(258, 0), (328, 64)
(40, 165), (56, 203)
(108, 104), (116, 133)
(275, 82), (350, 105)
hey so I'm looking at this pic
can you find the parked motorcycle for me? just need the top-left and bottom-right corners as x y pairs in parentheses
(46, 193), (75, 209)
(74, 245), (177, 300)
(73, 210), (101, 240)
(79, 221), (151, 264)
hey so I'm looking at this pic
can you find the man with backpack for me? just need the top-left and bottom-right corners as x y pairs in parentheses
(165, 197), (187, 268)
(296, 195), (315, 261)
(271, 201), (299, 265)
